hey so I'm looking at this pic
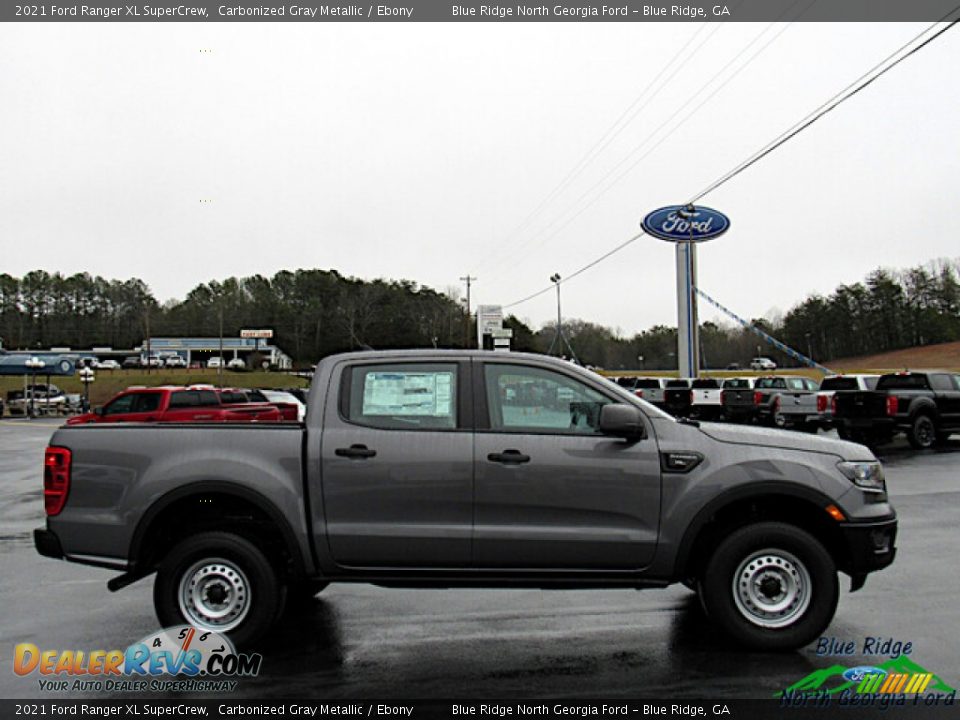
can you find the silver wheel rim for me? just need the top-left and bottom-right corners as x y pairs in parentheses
(178, 558), (251, 632)
(916, 418), (933, 446)
(774, 412), (786, 428)
(732, 548), (811, 628)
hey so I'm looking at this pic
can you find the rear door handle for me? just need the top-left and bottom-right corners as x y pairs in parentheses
(488, 449), (531, 465)
(336, 444), (377, 459)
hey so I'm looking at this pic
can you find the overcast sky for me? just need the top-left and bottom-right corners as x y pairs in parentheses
(1, 21), (958, 335)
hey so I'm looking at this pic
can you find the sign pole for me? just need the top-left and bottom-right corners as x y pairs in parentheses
(643, 204), (728, 381)
(675, 241), (699, 378)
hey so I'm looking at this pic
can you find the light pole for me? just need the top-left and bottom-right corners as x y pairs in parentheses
(547, 273), (562, 356)
(25, 357), (45, 418)
(79, 367), (95, 413)
(805, 332), (814, 362)
(547, 274), (579, 363)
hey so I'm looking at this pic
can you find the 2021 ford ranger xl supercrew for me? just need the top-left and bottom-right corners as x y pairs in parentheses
(34, 351), (897, 650)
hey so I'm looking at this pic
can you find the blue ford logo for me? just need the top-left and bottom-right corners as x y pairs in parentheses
(642, 204), (730, 242)
(842, 666), (887, 683)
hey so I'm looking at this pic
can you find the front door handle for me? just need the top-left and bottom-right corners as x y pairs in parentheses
(488, 449), (531, 464)
(336, 444), (377, 459)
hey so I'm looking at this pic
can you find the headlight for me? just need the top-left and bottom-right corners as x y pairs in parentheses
(837, 461), (886, 493)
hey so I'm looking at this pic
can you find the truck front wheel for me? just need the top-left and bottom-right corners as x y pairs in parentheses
(700, 522), (838, 651)
(153, 531), (285, 647)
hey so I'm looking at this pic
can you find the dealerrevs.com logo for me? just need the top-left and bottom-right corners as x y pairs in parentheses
(13, 626), (262, 693)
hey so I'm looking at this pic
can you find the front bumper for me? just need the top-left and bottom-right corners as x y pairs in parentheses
(838, 515), (898, 577)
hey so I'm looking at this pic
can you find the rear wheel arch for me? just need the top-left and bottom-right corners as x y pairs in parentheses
(129, 482), (308, 583)
(674, 485), (849, 583)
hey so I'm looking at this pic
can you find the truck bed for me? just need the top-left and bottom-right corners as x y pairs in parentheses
(45, 422), (309, 570)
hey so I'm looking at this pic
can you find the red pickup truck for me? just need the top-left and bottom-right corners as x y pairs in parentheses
(66, 387), (282, 425)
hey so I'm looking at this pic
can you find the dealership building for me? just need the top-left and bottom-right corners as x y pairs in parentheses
(144, 337), (293, 369)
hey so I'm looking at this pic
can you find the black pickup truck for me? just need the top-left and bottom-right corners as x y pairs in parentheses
(832, 370), (960, 449)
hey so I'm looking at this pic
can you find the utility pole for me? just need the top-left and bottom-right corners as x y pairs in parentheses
(218, 303), (224, 387)
(144, 306), (151, 376)
(459, 275), (476, 348)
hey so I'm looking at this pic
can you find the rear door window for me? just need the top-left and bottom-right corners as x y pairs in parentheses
(877, 375), (930, 390)
(929, 374), (954, 392)
(346, 363), (458, 430)
(133, 393), (162, 413)
(169, 391), (199, 408)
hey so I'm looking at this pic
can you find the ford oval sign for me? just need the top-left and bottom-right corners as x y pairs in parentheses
(642, 204), (730, 243)
(842, 666), (887, 683)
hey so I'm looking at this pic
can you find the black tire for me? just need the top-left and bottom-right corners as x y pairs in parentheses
(700, 522), (838, 651)
(153, 531), (285, 648)
(907, 413), (936, 450)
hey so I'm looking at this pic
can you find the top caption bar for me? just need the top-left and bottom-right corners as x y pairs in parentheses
(5, 0), (960, 22)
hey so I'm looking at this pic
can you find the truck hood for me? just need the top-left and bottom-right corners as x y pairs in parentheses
(694, 422), (874, 460)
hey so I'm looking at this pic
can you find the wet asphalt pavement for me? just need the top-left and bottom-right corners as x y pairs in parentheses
(1, 419), (957, 700)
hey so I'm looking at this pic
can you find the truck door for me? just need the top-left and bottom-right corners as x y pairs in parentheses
(319, 360), (473, 568)
(473, 360), (661, 570)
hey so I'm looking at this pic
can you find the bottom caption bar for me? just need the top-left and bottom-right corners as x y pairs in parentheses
(3, 700), (958, 719)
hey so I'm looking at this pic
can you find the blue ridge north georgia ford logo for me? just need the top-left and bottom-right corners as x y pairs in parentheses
(642, 205), (730, 242)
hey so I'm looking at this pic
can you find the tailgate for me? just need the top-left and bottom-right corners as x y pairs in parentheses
(833, 391), (887, 418)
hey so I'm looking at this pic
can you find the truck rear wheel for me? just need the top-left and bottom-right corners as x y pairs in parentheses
(907, 413), (936, 450)
(153, 531), (284, 647)
(700, 522), (838, 651)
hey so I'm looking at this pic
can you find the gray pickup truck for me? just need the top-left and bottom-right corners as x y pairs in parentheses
(34, 350), (897, 651)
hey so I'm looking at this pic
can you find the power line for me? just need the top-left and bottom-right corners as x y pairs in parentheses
(470, 21), (723, 276)
(503, 16), (960, 312)
(487, 9), (804, 277)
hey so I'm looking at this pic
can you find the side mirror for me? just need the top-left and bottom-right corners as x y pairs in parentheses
(599, 404), (645, 439)
(93, 407), (103, 416)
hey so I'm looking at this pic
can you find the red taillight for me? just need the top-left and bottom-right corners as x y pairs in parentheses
(634, 389), (644, 399)
(43, 446), (71, 516)
(753, 391), (763, 405)
(886, 395), (899, 416)
(721, 390), (726, 404)
(817, 394), (828, 413)
(689, 390), (695, 404)
(831, 395), (838, 415)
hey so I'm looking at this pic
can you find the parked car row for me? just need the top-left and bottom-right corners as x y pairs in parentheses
(605, 371), (960, 448)
(831, 370), (960, 449)
(4, 384), (70, 416)
(65, 385), (289, 425)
